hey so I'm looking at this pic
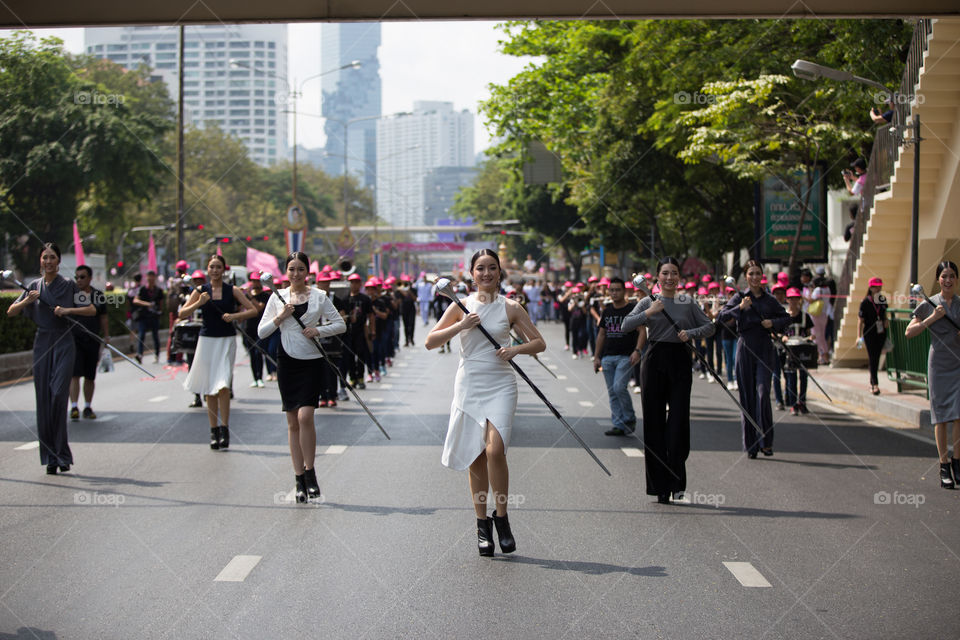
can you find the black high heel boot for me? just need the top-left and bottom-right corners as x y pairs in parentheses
(491, 511), (516, 554)
(210, 427), (220, 450)
(952, 459), (960, 486)
(295, 473), (308, 503)
(304, 467), (321, 500)
(940, 463), (955, 489)
(477, 517), (495, 557)
(218, 425), (229, 449)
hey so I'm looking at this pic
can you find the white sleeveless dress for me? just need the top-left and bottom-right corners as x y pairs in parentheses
(442, 293), (518, 470)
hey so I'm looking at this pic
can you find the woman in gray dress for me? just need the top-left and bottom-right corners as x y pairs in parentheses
(906, 260), (960, 489)
(7, 242), (95, 474)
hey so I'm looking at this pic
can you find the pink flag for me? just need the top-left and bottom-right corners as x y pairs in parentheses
(147, 233), (157, 273)
(309, 260), (320, 275)
(73, 220), (85, 266)
(246, 247), (280, 279)
(216, 243), (222, 257)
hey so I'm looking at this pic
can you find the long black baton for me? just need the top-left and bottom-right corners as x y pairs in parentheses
(2, 270), (155, 378)
(634, 275), (764, 440)
(436, 279), (611, 476)
(260, 274), (390, 440)
(510, 330), (559, 379)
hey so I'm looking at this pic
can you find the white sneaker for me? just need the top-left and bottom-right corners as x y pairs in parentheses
(698, 372), (706, 379)
(249, 381), (259, 388)
(706, 376), (715, 384)
(572, 354), (578, 360)
(256, 379), (265, 388)
(728, 381), (738, 391)
(633, 386), (642, 394)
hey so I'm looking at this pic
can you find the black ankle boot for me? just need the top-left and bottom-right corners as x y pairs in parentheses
(210, 428), (220, 450)
(491, 511), (516, 553)
(218, 425), (229, 449)
(304, 467), (320, 500)
(477, 517), (494, 557)
(940, 463), (955, 489)
(952, 459), (960, 486)
(295, 473), (308, 503)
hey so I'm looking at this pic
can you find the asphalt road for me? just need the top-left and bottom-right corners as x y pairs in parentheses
(0, 321), (956, 640)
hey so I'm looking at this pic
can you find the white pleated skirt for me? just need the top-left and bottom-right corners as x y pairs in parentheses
(183, 335), (236, 396)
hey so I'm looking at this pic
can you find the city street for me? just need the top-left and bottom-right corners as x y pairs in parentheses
(0, 321), (956, 640)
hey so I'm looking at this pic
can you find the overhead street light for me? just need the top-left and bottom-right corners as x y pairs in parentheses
(790, 60), (890, 94)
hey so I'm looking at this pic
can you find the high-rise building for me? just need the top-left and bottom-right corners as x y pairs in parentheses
(320, 23), (381, 188)
(376, 101), (474, 229)
(84, 25), (288, 167)
(423, 166), (480, 226)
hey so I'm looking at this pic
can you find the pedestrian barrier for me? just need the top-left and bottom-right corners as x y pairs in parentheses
(885, 309), (929, 397)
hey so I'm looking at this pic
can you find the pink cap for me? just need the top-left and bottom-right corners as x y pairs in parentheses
(786, 287), (802, 298)
(701, 274), (712, 283)
(321, 264), (332, 272)
(347, 273), (362, 281)
(383, 283), (392, 290)
(317, 272), (334, 282)
(563, 281), (573, 287)
(761, 276), (768, 284)
(644, 273), (652, 280)
(599, 277), (610, 286)
(684, 282), (696, 289)
(868, 277), (883, 288)
(772, 282), (785, 292)
(625, 282), (634, 290)
(248, 271), (261, 281)
(697, 287), (708, 295)
(725, 286), (735, 294)
(191, 270), (206, 280)
(708, 282), (720, 290)
(400, 274), (411, 282)
(587, 276), (599, 283)
(176, 260), (189, 270)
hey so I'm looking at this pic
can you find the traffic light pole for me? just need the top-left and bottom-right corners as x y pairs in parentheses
(175, 25), (186, 262)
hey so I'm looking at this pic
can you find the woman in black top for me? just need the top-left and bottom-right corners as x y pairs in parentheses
(857, 277), (888, 396)
(718, 260), (791, 458)
(180, 255), (257, 449)
(7, 242), (95, 474)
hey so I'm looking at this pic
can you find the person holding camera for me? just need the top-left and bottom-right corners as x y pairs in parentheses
(843, 158), (867, 197)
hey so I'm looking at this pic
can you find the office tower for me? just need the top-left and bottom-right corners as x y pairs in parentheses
(320, 23), (381, 188)
(423, 166), (480, 226)
(84, 25), (288, 167)
(376, 101), (475, 229)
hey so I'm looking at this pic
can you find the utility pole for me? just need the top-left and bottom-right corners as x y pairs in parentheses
(175, 25), (185, 262)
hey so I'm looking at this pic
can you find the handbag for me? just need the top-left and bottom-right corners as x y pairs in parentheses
(98, 348), (114, 373)
(882, 336), (893, 354)
(808, 299), (823, 317)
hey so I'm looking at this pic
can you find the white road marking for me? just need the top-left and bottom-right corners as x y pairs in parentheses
(325, 445), (348, 455)
(214, 555), (262, 582)
(148, 395), (168, 403)
(96, 415), (118, 423)
(723, 562), (772, 587)
(396, 363), (409, 368)
(596, 419), (612, 426)
(14, 441), (39, 451)
(565, 387), (579, 393)
(557, 375), (567, 380)
(368, 398), (383, 403)
(621, 447), (644, 458)
(548, 364), (558, 370)
(378, 383), (393, 389)
(578, 401), (594, 408)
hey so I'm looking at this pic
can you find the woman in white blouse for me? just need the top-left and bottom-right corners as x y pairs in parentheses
(258, 252), (346, 503)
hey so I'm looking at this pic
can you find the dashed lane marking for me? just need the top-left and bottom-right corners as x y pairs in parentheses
(557, 375), (567, 380)
(621, 447), (644, 457)
(578, 401), (594, 408)
(378, 383), (393, 389)
(565, 387), (579, 393)
(368, 398), (383, 403)
(325, 445), (348, 455)
(723, 562), (772, 587)
(148, 395), (169, 403)
(14, 441), (39, 451)
(548, 365), (559, 370)
(214, 555), (262, 582)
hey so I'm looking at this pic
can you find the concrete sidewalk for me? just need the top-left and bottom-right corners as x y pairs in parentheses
(803, 362), (933, 434)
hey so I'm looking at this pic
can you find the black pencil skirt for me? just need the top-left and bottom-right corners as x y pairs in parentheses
(277, 346), (324, 412)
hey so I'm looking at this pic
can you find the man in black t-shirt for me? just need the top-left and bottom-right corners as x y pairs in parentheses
(344, 274), (373, 388)
(132, 270), (164, 364)
(69, 265), (109, 420)
(593, 277), (642, 436)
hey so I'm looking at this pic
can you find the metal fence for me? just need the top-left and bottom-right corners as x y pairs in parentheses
(885, 309), (929, 396)
(834, 19), (932, 334)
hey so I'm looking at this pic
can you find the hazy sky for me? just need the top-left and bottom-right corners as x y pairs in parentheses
(2, 22), (533, 154)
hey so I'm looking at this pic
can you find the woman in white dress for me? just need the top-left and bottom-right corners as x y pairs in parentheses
(425, 249), (545, 556)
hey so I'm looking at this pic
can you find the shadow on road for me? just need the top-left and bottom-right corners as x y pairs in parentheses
(493, 555), (668, 577)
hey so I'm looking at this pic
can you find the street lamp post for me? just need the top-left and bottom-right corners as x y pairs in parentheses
(791, 59), (921, 293)
(230, 59), (361, 204)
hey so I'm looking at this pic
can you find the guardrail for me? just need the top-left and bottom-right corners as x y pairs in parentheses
(885, 308), (929, 397)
